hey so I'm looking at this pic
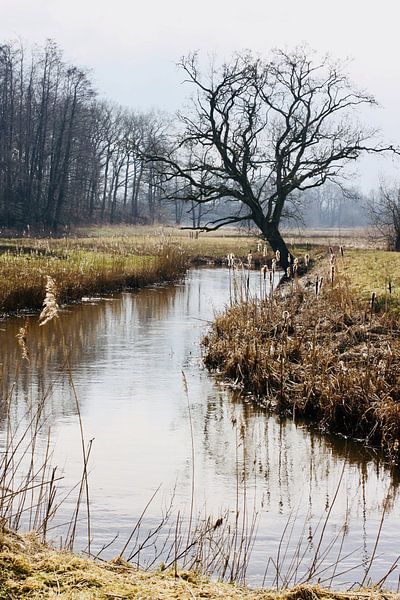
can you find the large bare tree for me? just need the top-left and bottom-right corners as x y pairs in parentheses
(151, 49), (398, 270)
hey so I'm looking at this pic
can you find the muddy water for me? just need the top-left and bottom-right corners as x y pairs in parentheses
(1, 268), (399, 588)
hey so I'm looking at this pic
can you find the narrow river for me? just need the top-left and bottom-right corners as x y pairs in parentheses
(1, 268), (399, 588)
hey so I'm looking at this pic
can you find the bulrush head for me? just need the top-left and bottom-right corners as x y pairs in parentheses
(261, 265), (269, 280)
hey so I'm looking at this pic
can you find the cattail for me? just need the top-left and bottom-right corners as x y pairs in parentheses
(329, 246), (334, 256)
(227, 253), (235, 268)
(286, 266), (291, 278)
(39, 276), (59, 326)
(257, 241), (262, 252)
(293, 257), (299, 273)
(275, 250), (280, 263)
(288, 254), (292, 264)
(340, 246), (344, 257)
(304, 253), (310, 268)
(261, 264), (269, 280)
(331, 264), (335, 283)
(316, 276), (324, 295)
(282, 310), (289, 323)
(271, 258), (276, 272)
(247, 252), (253, 267)
(370, 292), (376, 311)
(330, 253), (335, 265)
(388, 279), (392, 294)
(262, 245), (268, 257)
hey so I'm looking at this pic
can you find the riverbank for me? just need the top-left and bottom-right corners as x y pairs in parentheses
(0, 245), (188, 314)
(204, 248), (400, 463)
(1, 530), (397, 599)
(0, 229), (266, 314)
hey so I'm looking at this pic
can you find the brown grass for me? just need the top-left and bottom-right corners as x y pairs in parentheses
(204, 251), (400, 463)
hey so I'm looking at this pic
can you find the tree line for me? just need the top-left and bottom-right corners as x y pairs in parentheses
(0, 40), (186, 230)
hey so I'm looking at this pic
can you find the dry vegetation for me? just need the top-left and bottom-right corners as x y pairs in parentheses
(0, 529), (397, 599)
(0, 226), (264, 313)
(204, 247), (400, 463)
(0, 239), (187, 313)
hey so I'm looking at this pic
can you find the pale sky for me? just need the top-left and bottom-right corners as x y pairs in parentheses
(1, 0), (400, 190)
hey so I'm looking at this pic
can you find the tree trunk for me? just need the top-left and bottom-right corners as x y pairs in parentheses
(262, 222), (293, 273)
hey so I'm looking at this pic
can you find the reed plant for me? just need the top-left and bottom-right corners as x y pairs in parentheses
(204, 249), (400, 463)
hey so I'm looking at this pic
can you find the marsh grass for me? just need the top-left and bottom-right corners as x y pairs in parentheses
(204, 250), (400, 463)
(0, 242), (187, 313)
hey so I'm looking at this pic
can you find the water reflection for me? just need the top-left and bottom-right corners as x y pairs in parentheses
(0, 268), (399, 587)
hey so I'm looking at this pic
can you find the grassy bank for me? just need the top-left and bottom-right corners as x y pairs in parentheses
(0, 241), (188, 313)
(204, 248), (400, 463)
(0, 530), (396, 599)
(0, 227), (265, 313)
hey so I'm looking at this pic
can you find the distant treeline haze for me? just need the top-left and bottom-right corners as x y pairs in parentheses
(0, 40), (369, 231)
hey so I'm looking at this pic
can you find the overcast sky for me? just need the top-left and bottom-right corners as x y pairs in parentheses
(1, 0), (399, 190)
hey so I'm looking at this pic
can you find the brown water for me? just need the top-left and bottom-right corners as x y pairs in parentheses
(1, 268), (400, 588)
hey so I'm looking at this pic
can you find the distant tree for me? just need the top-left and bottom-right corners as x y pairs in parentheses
(369, 183), (400, 250)
(150, 49), (398, 270)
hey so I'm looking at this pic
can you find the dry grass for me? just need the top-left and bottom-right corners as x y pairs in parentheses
(341, 249), (400, 306)
(0, 529), (397, 599)
(204, 249), (400, 463)
(0, 242), (187, 313)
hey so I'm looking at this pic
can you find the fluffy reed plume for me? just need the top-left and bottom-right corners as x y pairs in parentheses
(271, 258), (277, 273)
(275, 250), (280, 263)
(39, 276), (59, 326)
(16, 321), (29, 362)
(293, 257), (299, 273)
(247, 252), (253, 268)
(262, 244), (268, 257)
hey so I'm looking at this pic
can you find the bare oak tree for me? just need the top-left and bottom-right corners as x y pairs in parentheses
(151, 49), (397, 270)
